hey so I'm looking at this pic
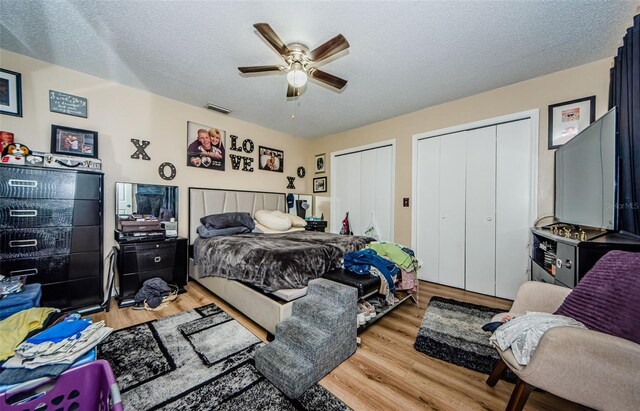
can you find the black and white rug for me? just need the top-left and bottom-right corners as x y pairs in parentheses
(98, 304), (350, 410)
(413, 297), (517, 382)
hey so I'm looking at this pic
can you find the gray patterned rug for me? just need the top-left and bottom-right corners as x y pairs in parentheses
(98, 304), (350, 410)
(413, 297), (517, 382)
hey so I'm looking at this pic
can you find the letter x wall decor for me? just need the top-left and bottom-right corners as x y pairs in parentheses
(130, 139), (151, 160)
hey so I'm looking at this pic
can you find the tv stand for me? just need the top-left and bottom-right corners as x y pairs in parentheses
(530, 226), (640, 288)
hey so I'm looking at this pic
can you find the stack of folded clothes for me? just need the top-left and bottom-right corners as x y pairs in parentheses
(0, 314), (112, 387)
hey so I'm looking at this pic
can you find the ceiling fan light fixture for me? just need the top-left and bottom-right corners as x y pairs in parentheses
(287, 67), (308, 87)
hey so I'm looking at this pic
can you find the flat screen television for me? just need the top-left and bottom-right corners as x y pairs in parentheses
(555, 107), (617, 230)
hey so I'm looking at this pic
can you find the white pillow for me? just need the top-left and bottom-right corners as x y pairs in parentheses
(287, 214), (307, 227)
(254, 210), (292, 231)
(253, 222), (304, 234)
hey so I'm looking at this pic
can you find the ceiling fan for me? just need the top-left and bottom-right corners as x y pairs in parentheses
(238, 23), (350, 97)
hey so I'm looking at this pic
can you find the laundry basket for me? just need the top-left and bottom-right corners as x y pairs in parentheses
(0, 360), (123, 411)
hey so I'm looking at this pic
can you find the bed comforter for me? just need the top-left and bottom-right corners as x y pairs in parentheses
(193, 231), (372, 292)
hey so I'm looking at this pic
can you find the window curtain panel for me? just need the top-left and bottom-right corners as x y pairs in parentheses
(609, 14), (640, 236)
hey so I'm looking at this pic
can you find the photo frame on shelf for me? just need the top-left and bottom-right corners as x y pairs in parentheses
(315, 153), (326, 173)
(0, 68), (22, 117)
(313, 176), (327, 193)
(548, 96), (595, 149)
(50, 125), (98, 158)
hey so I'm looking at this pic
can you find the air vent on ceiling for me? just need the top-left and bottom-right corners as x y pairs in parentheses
(205, 103), (232, 114)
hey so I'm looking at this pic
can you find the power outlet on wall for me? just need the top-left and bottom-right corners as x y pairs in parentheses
(403, 198), (410, 207)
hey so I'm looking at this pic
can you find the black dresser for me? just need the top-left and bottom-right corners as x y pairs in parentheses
(0, 165), (104, 313)
(116, 237), (187, 307)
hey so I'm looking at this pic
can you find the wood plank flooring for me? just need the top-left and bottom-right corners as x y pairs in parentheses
(91, 281), (588, 411)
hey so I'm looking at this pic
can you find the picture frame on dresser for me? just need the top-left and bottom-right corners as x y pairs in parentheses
(51, 124), (99, 158)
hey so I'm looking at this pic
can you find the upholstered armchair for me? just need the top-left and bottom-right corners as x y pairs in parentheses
(486, 281), (640, 411)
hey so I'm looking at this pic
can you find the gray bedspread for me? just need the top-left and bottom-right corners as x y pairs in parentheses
(193, 231), (372, 292)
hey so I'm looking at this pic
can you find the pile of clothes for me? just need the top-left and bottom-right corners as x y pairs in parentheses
(0, 309), (112, 386)
(343, 241), (421, 304)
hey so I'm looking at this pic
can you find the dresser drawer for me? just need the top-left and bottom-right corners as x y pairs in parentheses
(1, 252), (101, 284)
(0, 226), (100, 259)
(0, 199), (100, 228)
(0, 166), (101, 200)
(40, 278), (102, 310)
(121, 241), (176, 274)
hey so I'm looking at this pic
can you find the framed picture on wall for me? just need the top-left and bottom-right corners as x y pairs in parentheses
(548, 96), (595, 149)
(258, 146), (284, 172)
(50, 125), (98, 158)
(186, 121), (226, 171)
(315, 153), (326, 173)
(313, 176), (327, 193)
(0, 68), (22, 117)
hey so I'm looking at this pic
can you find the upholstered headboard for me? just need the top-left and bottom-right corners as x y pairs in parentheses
(188, 187), (286, 245)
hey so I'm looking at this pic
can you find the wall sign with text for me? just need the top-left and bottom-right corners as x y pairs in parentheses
(49, 90), (88, 118)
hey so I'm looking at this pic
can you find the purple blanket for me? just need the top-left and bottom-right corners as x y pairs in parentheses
(555, 250), (640, 344)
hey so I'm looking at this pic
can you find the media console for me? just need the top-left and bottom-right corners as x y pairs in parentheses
(530, 225), (640, 288)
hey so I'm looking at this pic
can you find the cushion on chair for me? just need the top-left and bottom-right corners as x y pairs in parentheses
(555, 250), (640, 344)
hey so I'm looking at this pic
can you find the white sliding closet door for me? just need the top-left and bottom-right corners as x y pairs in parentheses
(496, 119), (532, 299)
(416, 138), (440, 282)
(465, 126), (497, 295)
(438, 132), (467, 289)
(331, 144), (394, 241)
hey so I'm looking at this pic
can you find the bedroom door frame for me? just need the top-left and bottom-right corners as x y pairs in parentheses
(411, 108), (540, 260)
(330, 138), (396, 238)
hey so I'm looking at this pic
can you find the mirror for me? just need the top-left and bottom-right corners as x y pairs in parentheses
(115, 182), (179, 223)
(287, 194), (313, 219)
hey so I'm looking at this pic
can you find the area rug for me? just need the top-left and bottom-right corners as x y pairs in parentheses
(413, 297), (517, 382)
(97, 304), (350, 410)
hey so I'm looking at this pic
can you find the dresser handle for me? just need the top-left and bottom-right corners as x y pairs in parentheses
(9, 268), (38, 276)
(8, 179), (38, 188)
(154, 256), (162, 263)
(9, 209), (38, 217)
(9, 239), (38, 248)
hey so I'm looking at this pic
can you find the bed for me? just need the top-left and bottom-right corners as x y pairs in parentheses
(188, 187), (371, 334)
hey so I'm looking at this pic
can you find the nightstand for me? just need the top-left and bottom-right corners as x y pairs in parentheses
(116, 237), (187, 307)
(305, 220), (327, 232)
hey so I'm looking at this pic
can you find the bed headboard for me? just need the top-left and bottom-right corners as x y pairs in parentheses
(189, 187), (286, 245)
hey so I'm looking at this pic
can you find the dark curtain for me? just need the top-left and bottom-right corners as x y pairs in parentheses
(610, 14), (640, 236)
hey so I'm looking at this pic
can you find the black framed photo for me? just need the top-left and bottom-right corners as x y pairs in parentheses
(259, 146), (284, 172)
(315, 153), (325, 173)
(50, 125), (99, 158)
(548, 96), (595, 149)
(313, 176), (327, 193)
(187, 121), (226, 171)
(0, 68), (22, 117)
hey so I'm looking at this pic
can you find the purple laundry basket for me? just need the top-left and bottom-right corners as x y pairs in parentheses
(0, 360), (123, 411)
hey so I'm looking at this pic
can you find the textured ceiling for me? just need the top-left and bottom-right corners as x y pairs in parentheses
(0, 1), (637, 139)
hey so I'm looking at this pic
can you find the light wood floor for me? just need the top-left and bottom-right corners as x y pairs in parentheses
(91, 281), (588, 411)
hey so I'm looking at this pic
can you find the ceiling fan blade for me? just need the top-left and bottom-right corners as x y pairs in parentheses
(254, 23), (291, 58)
(238, 65), (285, 74)
(308, 68), (347, 89)
(308, 34), (350, 63)
(286, 83), (301, 97)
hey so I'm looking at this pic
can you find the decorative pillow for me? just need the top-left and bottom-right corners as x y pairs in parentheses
(555, 250), (640, 344)
(197, 225), (250, 238)
(287, 214), (307, 227)
(254, 210), (292, 231)
(253, 222), (304, 234)
(200, 212), (255, 230)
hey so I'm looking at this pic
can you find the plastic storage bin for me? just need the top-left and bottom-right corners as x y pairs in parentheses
(0, 360), (123, 411)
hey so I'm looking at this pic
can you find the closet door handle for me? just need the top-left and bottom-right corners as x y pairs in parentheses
(486, 217), (493, 221)
(9, 209), (38, 217)
(441, 215), (446, 219)
(10, 268), (38, 276)
(8, 179), (38, 188)
(9, 239), (38, 248)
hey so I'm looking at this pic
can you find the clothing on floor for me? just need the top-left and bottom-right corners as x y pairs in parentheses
(134, 278), (172, 308)
(490, 312), (586, 365)
(26, 317), (91, 344)
(0, 283), (42, 321)
(396, 270), (419, 293)
(344, 249), (398, 292)
(0, 307), (57, 361)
